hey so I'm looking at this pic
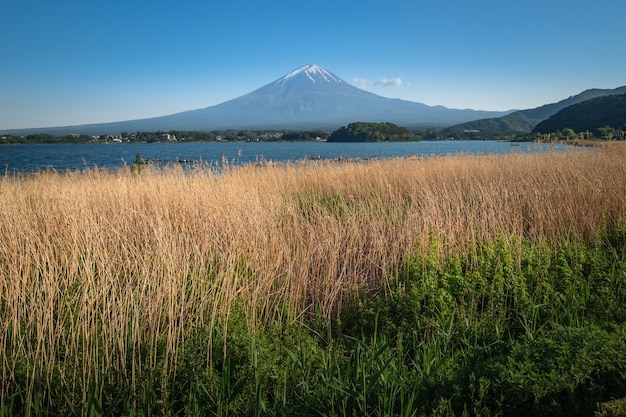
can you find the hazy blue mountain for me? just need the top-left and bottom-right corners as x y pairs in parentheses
(2, 65), (511, 135)
(442, 86), (626, 139)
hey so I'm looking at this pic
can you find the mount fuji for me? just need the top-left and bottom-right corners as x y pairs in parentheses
(6, 65), (512, 134)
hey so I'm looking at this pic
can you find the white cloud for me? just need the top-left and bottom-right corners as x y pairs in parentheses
(351, 77), (410, 91)
(350, 78), (371, 88)
(374, 77), (403, 87)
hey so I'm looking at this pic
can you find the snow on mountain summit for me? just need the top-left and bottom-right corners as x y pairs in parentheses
(277, 64), (345, 85)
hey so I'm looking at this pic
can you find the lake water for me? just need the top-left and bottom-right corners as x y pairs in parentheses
(0, 141), (567, 174)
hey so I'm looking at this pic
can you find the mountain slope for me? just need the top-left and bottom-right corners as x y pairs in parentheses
(442, 86), (626, 138)
(2, 65), (511, 135)
(533, 93), (626, 133)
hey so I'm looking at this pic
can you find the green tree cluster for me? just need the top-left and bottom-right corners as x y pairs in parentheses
(281, 130), (330, 141)
(327, 122), (419, 142)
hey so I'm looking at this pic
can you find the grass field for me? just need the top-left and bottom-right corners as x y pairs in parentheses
(1, 143), (625, 415)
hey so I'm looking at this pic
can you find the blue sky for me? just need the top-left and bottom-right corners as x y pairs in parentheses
(2, 0), (625, 130)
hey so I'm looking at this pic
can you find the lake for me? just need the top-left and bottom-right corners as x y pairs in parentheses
(0, 141), (567, 174)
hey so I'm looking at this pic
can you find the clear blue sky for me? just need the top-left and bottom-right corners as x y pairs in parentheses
(2, 0), (625, 130)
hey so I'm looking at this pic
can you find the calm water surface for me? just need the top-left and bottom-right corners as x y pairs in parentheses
(0, 141), (567, 174)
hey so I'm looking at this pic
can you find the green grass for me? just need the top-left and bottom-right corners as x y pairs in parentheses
(3, 229), (625, 416)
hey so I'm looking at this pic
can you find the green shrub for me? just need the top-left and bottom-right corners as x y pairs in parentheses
(596, 397), (626, 417)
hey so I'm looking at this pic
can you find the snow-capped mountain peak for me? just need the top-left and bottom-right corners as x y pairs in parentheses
(277, 64), (345, 85)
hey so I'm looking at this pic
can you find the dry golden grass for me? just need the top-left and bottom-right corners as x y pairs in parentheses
(1, 143), (625, 402)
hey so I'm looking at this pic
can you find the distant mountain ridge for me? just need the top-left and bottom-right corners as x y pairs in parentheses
(533, 93), (626, 134)
(1, 64), (510, 135)
(442, 86), (626, 139)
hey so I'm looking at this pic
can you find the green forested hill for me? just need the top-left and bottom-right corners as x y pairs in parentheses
(441, 86), (626, 139)
(533, 93), (626, 134)
(445, 112), (537, 138)
(327, 122), (419, 142)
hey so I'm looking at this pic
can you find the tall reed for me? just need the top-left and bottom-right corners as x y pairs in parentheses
(1, 143), (625, 406)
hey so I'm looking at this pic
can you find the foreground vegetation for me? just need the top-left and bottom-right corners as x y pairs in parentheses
(1, 144), (626, 416)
